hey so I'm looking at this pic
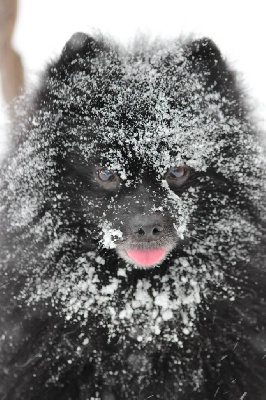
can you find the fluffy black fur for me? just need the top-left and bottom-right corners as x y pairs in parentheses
(0, 33), (266, 400)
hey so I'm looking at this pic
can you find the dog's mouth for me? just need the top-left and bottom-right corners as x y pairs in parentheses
(126, 248), (167, 266)
(116, 244), (171, 268)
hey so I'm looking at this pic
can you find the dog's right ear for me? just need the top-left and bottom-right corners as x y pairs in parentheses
(48, 32), (105, 79)
(60, 32), (101, 63)
(34, 32), (107, 109)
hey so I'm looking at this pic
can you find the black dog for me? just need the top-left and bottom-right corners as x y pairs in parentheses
(0, 33), (266, 400)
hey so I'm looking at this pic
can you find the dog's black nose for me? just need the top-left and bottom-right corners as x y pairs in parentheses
(130, 214), (164, 240)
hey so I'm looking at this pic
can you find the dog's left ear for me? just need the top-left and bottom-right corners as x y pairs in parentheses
(188, 38), (222, 69)
(187, 38), (238, 99)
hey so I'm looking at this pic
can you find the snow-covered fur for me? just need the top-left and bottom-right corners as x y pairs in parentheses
(0, 33), (266, 400)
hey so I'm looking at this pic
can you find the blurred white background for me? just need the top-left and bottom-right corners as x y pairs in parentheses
(0, 0), (265, 155)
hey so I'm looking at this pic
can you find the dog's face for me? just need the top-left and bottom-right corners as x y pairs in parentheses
(91, 162), (192, 268)
(58, 37), (229, 270)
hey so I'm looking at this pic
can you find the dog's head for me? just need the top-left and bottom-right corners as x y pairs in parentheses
(41, 33), (264, 271)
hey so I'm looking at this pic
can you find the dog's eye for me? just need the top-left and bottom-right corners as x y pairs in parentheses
(168, 166), (186, 179)
(98, 169), (116, 182)
(95, 167), (120, 191)
(165, 166), (191, 187)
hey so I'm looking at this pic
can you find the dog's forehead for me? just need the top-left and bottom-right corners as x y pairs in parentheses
(78, 52), (229, 173)
(95, 130), (182, 178)
(89, 120), (219, 177)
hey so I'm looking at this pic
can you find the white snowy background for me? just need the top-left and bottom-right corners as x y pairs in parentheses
(0, 0), (265, 156)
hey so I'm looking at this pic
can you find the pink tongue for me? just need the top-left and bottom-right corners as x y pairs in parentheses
(127, 248), (166, 266)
